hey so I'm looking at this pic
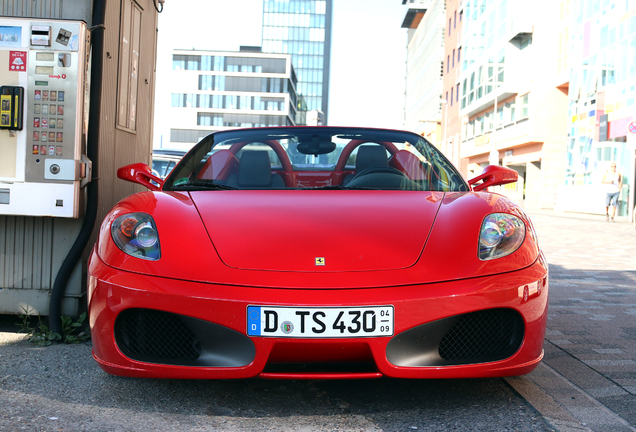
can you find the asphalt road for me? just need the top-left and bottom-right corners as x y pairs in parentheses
(0, 211), (634, 432)
(0, 328), (551, 432)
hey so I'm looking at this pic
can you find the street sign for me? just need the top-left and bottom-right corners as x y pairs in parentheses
(629, 121), (636, 134)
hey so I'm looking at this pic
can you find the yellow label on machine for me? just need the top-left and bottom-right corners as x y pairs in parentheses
(0, 94), (12, 127)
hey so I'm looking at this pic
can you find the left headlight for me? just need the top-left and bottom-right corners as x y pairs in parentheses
(111, 212), (161, 260)
(478, 213), (525, 260)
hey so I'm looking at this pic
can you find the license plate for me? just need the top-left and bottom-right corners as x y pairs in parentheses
(247, 305), (394, 338)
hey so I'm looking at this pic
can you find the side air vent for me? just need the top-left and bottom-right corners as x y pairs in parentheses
(386, 308), (524, 367)
(438, 308), (524, 361)
(115, 309), (201, 363)
(114, 308), (255, 367)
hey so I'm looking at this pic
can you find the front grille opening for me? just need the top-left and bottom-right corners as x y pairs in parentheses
(262, 362), (378, 375)
(438, 308), (523, 362)
(115, 309), (201, 363)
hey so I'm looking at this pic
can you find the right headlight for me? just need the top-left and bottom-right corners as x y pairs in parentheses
(478, 213), (526, 260)
(110, 212), (161, 260)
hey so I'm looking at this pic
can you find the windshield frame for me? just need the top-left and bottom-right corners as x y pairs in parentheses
(163, 126), (469, 192)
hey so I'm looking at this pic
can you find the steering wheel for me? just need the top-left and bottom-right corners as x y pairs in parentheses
(351, 166), (405, 181)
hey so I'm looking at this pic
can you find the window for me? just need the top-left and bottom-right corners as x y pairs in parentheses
(454, 10), (457, 28)
(476, 116), (483, 134)
(461, 78), (467, 109)
(456, 83), (460, 103)
(117, 0), (142, 131)
(519, 94), (529, 118)
(449, 19), (452, 35)
(452, 49), (455, 67)
(485, 112), (492, 131)
(447, 55), (450, 73)
(504, 101), (515, 124)
(457, 47), (461, 63)
(451, 87), (454, 105)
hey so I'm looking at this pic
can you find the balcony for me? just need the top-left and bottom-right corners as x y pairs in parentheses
(507, 10), (533, 44)
(461, 118), (532, 159)
(401, 0), (433, 29)
(460, 84), (518, 119)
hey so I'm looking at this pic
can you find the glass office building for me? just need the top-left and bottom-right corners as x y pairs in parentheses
(167, 49), (298, 148)
(262, 0), (332, 125)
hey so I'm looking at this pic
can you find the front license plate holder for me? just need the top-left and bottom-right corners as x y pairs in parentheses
(247, 305), (394, 338)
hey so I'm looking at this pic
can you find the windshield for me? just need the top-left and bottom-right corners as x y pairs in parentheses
(163, 127), (469, 192)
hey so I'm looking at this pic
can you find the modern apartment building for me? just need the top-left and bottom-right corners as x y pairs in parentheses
(166, 49), (298, 149)
(441, 0), (463, 169)
(557, 0), (636, 220)
(451, 0), (569, 211)
(402, 0), (446, 148)
(262, 0), (332, 125)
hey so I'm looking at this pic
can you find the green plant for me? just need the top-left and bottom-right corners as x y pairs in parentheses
(60, 312), (90, 344)
(29, 319), (62, 346)
(16, 306), (35, 334)
(17, 307), (90, 346)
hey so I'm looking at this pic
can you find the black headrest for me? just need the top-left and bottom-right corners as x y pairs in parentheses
(238, 151), (272, 187)
(356, 145), (388, 172)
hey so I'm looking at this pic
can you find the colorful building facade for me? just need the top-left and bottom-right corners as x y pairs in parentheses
(558, 0), (636, 220)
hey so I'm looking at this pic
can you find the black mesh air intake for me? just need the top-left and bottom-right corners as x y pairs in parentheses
(115, 309), (201, 364)
(438, 308), (523, 361)
(114, 308), (256, 367)
(386, 308), (525, 367)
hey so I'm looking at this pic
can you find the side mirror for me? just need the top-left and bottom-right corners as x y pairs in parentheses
(468, 165), (518, 192)
(117, 163), (164, 191)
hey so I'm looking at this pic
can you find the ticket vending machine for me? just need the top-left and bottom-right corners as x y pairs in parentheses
(0, 17), (90, 218)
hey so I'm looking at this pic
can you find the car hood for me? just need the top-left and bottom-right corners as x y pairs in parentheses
(190, 190), (444, 272)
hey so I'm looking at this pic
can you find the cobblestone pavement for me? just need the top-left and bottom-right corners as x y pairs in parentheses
(506, 211), (636, 432)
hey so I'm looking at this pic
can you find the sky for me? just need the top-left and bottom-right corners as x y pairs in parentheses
(154, 0), (409, 148)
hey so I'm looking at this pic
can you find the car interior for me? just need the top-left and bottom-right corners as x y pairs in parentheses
(190, 141), (440, 191)
(164, 128), (470, 192)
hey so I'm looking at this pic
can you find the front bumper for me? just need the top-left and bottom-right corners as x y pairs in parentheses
(88, 251), (548, 379)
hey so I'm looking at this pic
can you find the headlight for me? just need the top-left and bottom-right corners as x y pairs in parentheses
(111, 213), (161, 260)
(478, 213), (525, 260)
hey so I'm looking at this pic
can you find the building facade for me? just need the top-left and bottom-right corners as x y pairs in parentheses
(557, 0), (636, 220)
(402, 0), (446, 148)
(166, 49), (298, 149)
(441, 0), (464, 169)
(451, 0), (569, 211)
(261, 0), (332, 125)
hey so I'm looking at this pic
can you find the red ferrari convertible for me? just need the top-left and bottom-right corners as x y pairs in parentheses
(88, 127), (548, 379)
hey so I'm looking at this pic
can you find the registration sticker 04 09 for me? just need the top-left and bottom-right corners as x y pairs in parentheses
(247, 305), (394, 338)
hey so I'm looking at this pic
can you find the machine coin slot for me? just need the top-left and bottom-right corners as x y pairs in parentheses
(56, 28), (72, 46)
(0, 86), (24, 131)
(30, 25), (51, 46)
(58, 53), (71, 67)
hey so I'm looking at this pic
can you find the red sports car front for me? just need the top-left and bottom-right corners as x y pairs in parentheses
(88, 127), (548, 379)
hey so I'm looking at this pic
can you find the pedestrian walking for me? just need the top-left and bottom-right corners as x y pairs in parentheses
(602, 162), (622, 222)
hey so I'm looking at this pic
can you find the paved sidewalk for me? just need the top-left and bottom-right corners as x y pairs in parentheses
(510, 211), (636, 432)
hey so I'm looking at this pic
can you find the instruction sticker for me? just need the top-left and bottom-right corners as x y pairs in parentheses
(9, 51), (26, 71)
